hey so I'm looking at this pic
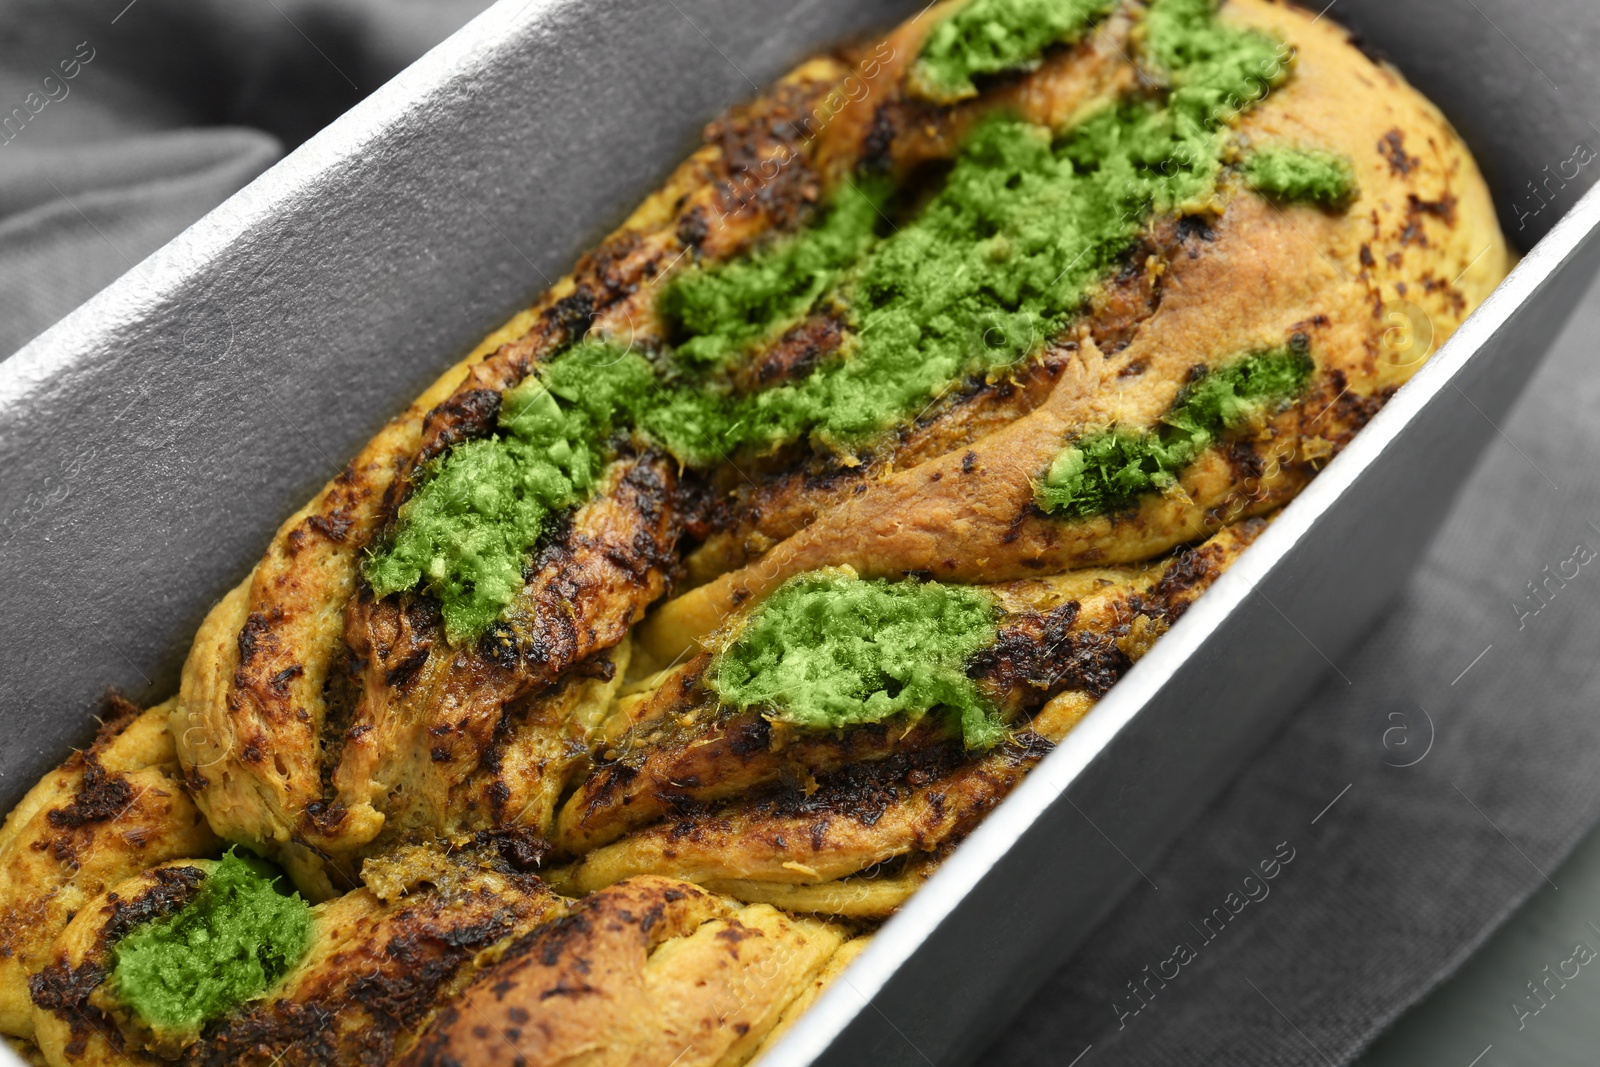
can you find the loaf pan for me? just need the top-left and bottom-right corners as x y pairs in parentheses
(2, 0), (1597, 1063)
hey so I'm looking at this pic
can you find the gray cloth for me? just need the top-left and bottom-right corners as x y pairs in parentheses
(0, 0), (493, 358)
(4, 3), (1599, 1065)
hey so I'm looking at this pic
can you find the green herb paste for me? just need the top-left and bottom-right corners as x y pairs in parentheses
(661, 178), (888, 370)
(910, 0), (1115, 102)
(1035, 338), (1314, 517)
(1242, 146), (1357, 205)
(111, 850), (311, 1033)
(709, 570), (1003, 748)
(365, 349), (655, 640)
(366, 0), (1301, 639)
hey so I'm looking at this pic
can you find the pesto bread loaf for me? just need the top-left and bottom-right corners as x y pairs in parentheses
(165, 0), (1507, 901)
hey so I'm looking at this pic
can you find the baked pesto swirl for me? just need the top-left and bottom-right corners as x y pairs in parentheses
(364, 0), (1338, 643)
(709, 570), (1004, 749)
(1035, 338), (1316, 517)
(110, 852), (310, 1040)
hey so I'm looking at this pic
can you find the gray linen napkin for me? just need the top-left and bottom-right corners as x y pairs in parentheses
(0, 0), (492, 359)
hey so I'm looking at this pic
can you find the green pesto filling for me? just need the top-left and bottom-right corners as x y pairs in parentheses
(1142, 0), (1286, 124)
(709, 571), (1003, 749)
(365, 363), (620, 641)
(911, 0), (1115, 102)
(111, 850), (310, 1033)
(366, 0), (1295, 640)
(1242, 146), (1357, 206)
(661, 179), (888, 370)
(1035, 338), (1314, 517)
(647, 0), (1290, 457)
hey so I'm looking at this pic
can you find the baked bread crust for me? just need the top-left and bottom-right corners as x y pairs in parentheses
(0, 703), (218, 1040)
(397, 876), (853, 1067)
(29, 850), (564, 1067)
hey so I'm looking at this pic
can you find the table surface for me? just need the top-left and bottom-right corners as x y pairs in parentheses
(1358, 820), (1600, 1067)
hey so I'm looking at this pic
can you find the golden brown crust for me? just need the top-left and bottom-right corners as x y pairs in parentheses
(177, 863), (563, 1067)
(557, 709), (948, 858)
(29, 859), (210, 1067)
(313, 457), (675, 877)
(558, 519), (1264, 870)
(398, 876), (847, 1067)
(748, 934), (871, 1060)
(551, 736), (1049, 899)
(28, 850), (564, 1067)
(705, 868), (927, 921)
(0, 703), (219, 1041)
